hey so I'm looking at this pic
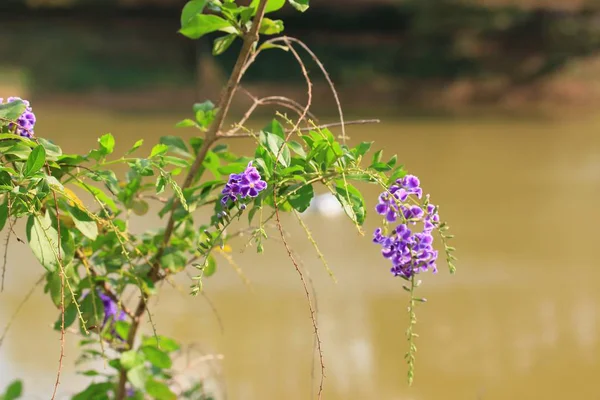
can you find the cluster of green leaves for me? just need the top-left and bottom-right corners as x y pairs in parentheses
(75, 334), (186, 400)
(0, 97), (407, 398)
(0, 0), (456, 397)
(179, 0), (308, 55)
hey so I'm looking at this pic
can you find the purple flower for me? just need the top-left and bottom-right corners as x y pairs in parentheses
(2, 97), (35, 138)
(99, 292), (126, 326)
(373, 175), (439, 278)
(221, 161), (267, 205)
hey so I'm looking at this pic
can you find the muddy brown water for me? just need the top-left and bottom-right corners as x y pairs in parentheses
(1, 105), (599, 399)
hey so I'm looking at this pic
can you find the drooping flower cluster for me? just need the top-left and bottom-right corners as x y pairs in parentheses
(373, 175), (440, 279)
(221, 161), (267, 205)
(1, 97), (36, 138)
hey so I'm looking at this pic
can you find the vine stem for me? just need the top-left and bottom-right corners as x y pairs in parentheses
(274, 208), (325, 399)
(114, 1), (271, 398)
(49, 187), (64, 400)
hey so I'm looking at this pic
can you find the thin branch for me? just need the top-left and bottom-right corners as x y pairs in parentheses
(0, 274), (44, 348)
(49, 189), (64, 400)
(282, 37), (347, 143)
(274, 208), (325, 399)
(222, 93), (317, 138)
(1, 217), (17, 292)
(220, 119), (381, 138)
(115, 1), (271, 398)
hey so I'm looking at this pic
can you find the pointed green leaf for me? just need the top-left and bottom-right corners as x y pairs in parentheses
(3, 379), (23, 400)
(288, 0), (309, 12)
(250, 0), (285, 14)
(127, 365), (149, 391)
(259, 18), (284, 35)
(213, 34), (237, 56)
(146, 380), (176, 400)
(141, 346), (172, 369)
(0, 200), (8, 231)
(98, 133), (115, 155)
(26, 213), (60, 272)
(126, 139), (144, 155)
(180, 14), (231, 39)
(0, 99), (25, 122)
(333, 181), (366, 225)
(288, 184), (314, 212)
(141, 335), (180, 352)
(181, 0), (208, 27)
(204, 255), (217, 277)
(150, 144), (169, 158)
(68, 206), (98, 240)
(24, 145), (46, 177)
(121, 350), (146, 370)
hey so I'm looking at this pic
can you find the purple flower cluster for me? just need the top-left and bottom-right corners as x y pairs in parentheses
(221, 161), (267, 205)
(1, 97), (36, 138)
(373, 175), (440, 279)
(99, 292), (126, 326)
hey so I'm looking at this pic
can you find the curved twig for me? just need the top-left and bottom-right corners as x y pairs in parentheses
(0, 274), (45, 348)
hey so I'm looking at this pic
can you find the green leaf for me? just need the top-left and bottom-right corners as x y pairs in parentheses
(180, 14), (231, 39)
(115, 320), (131, 340)
(288, 0), (309, 12)
(76, 183), (118, 212)
(98, 133), (115, 155)
(160, 249), (187, 273)
(127, 365), (149, 391)
(156, 176), (166, 194)
(26, 212), (74, 273)
(250, 0), (285, 14)
(288, 141), (306, 158)
(121, 350), (145, 370)
(288, 184), (314, 213)
(263, 132), (290, 167)
(354, 141), (373, 157)
(370, 162), (392, 172)
(141, 346), (172, 369)
(150, 144), (169, 158)
(68, 206), (98, 240)
(193, 100), (215, 114)
(213, 34), (237, 55)
(259, 18), (284, 35)
(72, 382), (113, 400)
(159, 136), (191, 158)
(78, 370), (100, 377)
(79, 290), (104, 333)
(0, 200), (8, 231)
(204, 255), (217, 277)
(387, 154), (397, 167)
(54, 302), (77, 330)
(24, 145), (46, 177)
(264, 119), (285, 138)
(141, 335), (180, 352)
(0, 100), (25, 122)
(38, 138), (62, 158)
(181, 0), (208, 27)
(333, 181), (366, 225)
(175, 119), (197, 128)
(371, 149), (383, 165)
(2, 380), (23, 400)
(126, 139), (144, 155)
(45, 271), (62, 307)
(146, 380), (176, 400)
